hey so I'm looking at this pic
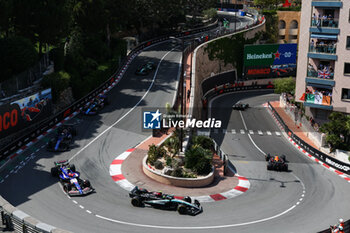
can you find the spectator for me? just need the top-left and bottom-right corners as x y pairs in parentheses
(312, 13), (317, 26)
(310, 39), (315, 51)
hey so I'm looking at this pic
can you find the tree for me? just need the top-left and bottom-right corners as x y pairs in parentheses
(0, 36), (37, 82)
(254, 0), (284, 8)
(185, 145), (213, 175)
(205, 32), (262, 78)
(320, 112), (350, 152)
(273, 77), (295, 94)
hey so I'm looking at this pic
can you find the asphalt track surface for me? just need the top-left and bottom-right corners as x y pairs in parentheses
(210, 91), (350, 233)
(4, 16), (347, 233)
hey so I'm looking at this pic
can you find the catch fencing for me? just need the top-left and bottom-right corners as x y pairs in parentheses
(267, 102), (350, 175)
(0, 13), (264, 233)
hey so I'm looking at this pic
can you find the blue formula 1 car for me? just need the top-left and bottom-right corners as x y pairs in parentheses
(129, 186), (202, 215)
(47, 125), (76, 152)
(51, 160), (94, 196)
(82, 95), (109, 115)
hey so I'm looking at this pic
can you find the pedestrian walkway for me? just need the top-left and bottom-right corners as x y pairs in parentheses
(270, 101), (319, 149)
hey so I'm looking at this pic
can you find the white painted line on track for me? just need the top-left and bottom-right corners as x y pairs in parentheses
(231, 129), (236, 134)
(95, 205), (298, 229)
(249, 130), (254, 135)
(258, 130), (263, 135)
(275, 131), (281, 136)
(79, 205), (84, 209)
(68, 48), (177, 162)
(240, 129), (245, 134)
(72, 200), (78, 204)
(86, 210), (92, 214)
(266, 131), (272, 135)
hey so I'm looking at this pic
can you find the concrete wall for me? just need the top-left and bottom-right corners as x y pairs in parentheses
(191, 21), (266, 120)
(142, 156), (214, 188)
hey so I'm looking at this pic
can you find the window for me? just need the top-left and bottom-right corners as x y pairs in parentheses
(345, 63), (350, 75)
(347, 36), (350, 49)
(341, 88), (350, 100)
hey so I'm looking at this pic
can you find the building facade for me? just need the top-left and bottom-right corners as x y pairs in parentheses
(295, 0), (350, 121)
(277, 11), (301, 44)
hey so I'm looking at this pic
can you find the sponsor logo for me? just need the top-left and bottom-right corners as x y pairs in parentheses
(0, 109), (18, 132)
(325, 158), (350, 172)
(143, 109), (222, 129)
(143, 110), (162, 129)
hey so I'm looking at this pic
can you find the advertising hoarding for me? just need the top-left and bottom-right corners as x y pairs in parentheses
(0, 88), (52, 140)
(244, 44), (297, 79)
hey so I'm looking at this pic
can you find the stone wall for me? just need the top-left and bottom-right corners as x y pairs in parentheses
(191, 21), (266, 120)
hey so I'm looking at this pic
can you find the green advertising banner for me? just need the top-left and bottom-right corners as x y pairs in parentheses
(244, 44), (297, 66)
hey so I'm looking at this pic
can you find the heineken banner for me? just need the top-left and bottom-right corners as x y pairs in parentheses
(243, 44), (297, 79)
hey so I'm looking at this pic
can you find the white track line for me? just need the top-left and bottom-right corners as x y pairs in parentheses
(68, 48), (177, 162)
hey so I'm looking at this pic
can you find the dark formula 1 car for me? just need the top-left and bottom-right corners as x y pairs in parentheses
(232, 102), (249, 110)
(135, 62), (155, 75)
(51, 160), (94, 196)
(47, 125), (76, 152)
(129, 186), (202, 215)
(82, 95), (108, 115)
(266, 154), (288, 171)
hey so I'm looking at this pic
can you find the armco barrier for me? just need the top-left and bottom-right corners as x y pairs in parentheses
(0, 14), (263, 233)
(318, 219), (350, 233)
(267, 102), (350, 175)
(0, 21), (219, 164)
(0, 196), (71, 233)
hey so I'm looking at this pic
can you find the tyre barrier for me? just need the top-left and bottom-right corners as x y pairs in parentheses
(267, 102), (350, 175)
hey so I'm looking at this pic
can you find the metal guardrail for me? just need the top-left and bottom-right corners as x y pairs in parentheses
(267, 102), (350, 174)
(0, 13), (265, 233)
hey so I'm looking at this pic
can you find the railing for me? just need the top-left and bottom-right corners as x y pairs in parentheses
(311, 18), (339, 28)
(268, 102), (350, 174)
(0, 12), (265, 233)
(0, 53), (51, 101)
(309, 44), (336, 54)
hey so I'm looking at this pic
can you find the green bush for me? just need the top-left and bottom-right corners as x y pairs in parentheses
(147, 144), (167, 165)
(163, 136), (180, 156)
(171, 167), (183, 177)
(185, 145), (213, 175)
(42, 71), (71, 103)
(0, 36), (38, 82)
(166, 157), (173, 167)
(154, 160), (164, 170)
(192, 135), (213, 150)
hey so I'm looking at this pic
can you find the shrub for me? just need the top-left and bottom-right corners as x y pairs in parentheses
(171, 167), (183, 177)
(185, 145), (213, 175)
(192, 135), (214, 150)
(147, 144), (167, 165)
(154, 160), (164, 170)
(42, 71), (71, 103)
(166, 157), (173, 167)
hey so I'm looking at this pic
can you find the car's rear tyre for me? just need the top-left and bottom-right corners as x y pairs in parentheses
(51, 167), (59, 177)
(131, 197), (143, 207)
(177, 205), (187, 215)
(280, 155), (286, 161)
